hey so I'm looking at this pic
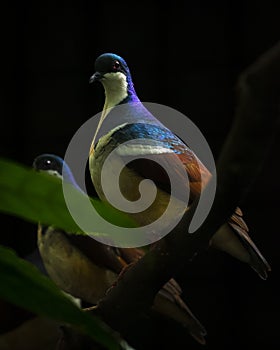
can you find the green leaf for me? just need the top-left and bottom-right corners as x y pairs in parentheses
(0, 245), (123, 349)
(0, 157), (136, 235)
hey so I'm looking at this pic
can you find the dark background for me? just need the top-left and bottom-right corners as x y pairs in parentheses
(1, 1), (279, 349)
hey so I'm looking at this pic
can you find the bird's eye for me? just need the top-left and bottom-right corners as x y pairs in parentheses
(112, 60), (120, 71)
(44, 159), (52, 167)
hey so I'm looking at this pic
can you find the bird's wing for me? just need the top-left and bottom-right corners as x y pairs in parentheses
(110, 124), (271, 279)
(110, 122), (211, 203)
(65, 233), (126, 273)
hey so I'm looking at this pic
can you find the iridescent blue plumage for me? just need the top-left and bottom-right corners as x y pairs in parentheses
(110, 123), (191, 155)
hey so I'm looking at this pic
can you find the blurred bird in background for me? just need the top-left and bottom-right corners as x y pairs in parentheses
(33, 153), (208, 344)
(88, 53), (271, 280)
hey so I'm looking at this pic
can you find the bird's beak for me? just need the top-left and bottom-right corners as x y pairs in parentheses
(89, 72), (103, 83)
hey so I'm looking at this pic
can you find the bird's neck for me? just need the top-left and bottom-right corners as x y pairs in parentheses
(45, 169), (81, 192)
(90, 73), (139, 148)
(102, 72), (139, 110)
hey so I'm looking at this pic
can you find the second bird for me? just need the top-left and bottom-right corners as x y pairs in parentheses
(33, 153), (208, 344)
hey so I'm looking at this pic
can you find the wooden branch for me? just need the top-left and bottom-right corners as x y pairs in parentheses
(87, 42), (280, 345)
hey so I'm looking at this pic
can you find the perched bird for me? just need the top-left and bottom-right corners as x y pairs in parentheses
(89, 53), (271, 280)
(33, 153), (207, 344)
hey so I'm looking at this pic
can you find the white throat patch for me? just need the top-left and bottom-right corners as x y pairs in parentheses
(91, 72), (128, 149)
(45, 170), (62, 179)
(102, 71), (128, 109)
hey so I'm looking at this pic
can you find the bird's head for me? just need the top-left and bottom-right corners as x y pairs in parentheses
(90, 53), (129, 82)
(33, 154), (64, 178)
(33, 154), (77, 186)
(89, 53), (138, 106)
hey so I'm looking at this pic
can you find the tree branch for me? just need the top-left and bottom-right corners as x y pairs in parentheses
(86, 42), (280, 345)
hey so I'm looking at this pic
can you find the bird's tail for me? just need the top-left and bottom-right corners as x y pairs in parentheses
(228, 220), (271, 280)
(153, 279), (207, 345)
(117, 248), (207, 343)
(211, 207), (271, 280)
